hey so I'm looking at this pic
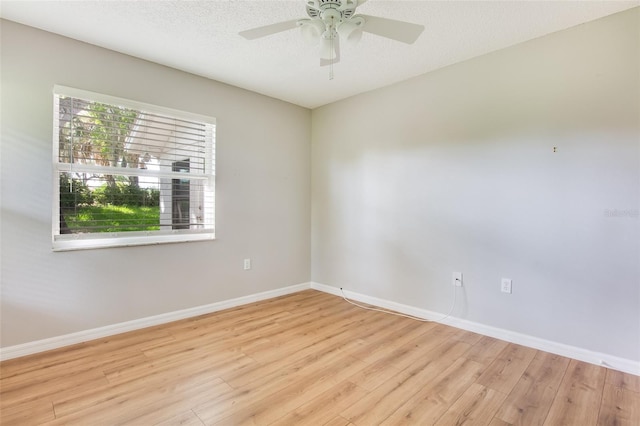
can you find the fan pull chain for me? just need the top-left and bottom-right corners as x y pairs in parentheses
(329, 33), (334, 80)
(329, 17), (336, 80)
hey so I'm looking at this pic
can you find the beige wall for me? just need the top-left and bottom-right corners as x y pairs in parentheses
(0, 20), (311, 346)
(312, 8), (639, 361)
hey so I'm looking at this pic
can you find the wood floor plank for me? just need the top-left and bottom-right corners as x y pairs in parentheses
(346, 318), (433, 363)
(219, 310), (390, 390)
(597, 382), (640, 426)
(0, 397), (55, 425)
(107, 379), (229, 425)
(323, 416), (356, 426)
(340, 340), (473, 424)
(379, 357), (486, 425)
(210, 354), (367, 425)
(493, 350), (570, 426)
(192, 341), (368, 424)
(341, 369), (415, 425)
(237, 305), (377, 365)
(153, 409), (205, 426)
(346, 355), (403, 391)
(543, 359), (606, 426)
(606, 368), (640, 393)
(142, 311), (290, 359)
(151, 291), (330, 350)
(465, 335), (510, 368)
(0, 367), (108, 409)
(376, 323), (461, 372)
(1, 343), (153, 392)
(104, 347), (254, 387)
(434, 383), (508, 426)
(476, 343), (537, 394)
(489, 417), (514, 426)
(267, 380), (368, 426)
(48, 374), (230, 425)
(52, 365), (229, 419)
(0, 329), (174, 379)
(452, 329), (485, 346)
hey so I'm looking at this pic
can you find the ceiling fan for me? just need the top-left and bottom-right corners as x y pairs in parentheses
(239, 0), (424, 73)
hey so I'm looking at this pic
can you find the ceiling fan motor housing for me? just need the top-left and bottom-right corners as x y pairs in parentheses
(305, 0), (361, 44)
(306, 0), (358, 21)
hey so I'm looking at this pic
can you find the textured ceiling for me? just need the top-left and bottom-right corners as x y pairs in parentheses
(1, 1), (638, 109)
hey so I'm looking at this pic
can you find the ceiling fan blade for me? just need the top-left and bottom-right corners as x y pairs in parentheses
(239, 19), (300, 40)
(359, 14), (424, 44)
(320, 36), (341, 66)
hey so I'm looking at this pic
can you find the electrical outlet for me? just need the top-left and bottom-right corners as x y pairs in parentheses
(501, 278), (512, 294)
(452, 272), (463, 287)
(243, 258), (251, 270)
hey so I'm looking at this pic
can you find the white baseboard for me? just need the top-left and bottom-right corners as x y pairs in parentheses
(0, 282), (311, 362)
(311, 282), (640, 376)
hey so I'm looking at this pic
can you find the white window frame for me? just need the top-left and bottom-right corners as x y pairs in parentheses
(52, 85), (216, 251)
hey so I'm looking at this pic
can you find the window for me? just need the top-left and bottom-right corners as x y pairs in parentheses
(53, 86), (215, 251)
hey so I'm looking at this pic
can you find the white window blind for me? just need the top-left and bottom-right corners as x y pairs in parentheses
(53, 86), (215, 251)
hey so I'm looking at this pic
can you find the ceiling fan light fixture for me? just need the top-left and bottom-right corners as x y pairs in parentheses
(299, 19), (325, 43)
(320, 33), (337, 60)
(337, 18), (364, 45)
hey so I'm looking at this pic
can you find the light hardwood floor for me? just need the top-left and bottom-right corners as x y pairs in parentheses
(1, 290), (638, 425)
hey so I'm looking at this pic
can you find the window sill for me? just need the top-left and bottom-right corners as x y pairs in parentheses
(53, 230), (215, 251)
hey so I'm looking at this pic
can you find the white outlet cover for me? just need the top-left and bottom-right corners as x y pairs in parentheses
(501, 278), (512, 293)
(452, 272), (463, 287)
